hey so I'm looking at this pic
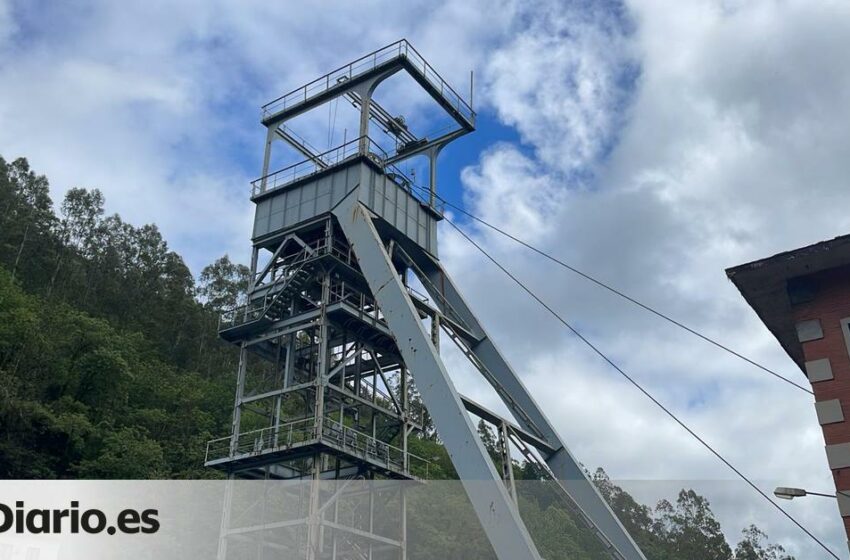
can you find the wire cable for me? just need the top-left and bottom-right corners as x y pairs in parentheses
(411, 183), (812, 396)
(444, 215), (838, 559)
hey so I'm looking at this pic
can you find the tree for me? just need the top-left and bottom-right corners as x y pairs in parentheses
(60, 187), (104, 258)
(73, 427), (167, 479)
(654, 489), (733, 560)
(592, 468), (667, 556)
(0, 157), (56, 286)
(734, 525), (793, 560)
(197, 255), (251, 311)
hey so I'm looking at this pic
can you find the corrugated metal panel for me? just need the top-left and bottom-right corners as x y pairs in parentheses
(252, 164), (359, 239)
(252, 162), (438, 255)
(363, 165), (438, 256)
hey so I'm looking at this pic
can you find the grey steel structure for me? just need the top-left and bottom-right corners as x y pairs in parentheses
(208, 40), (647, 560)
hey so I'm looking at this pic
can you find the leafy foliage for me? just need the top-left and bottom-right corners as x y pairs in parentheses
(197, 255), (251, 312)
(0, 157), (235, 478)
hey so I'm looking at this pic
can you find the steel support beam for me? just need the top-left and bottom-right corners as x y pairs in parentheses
(414, 250), (646, 560)
(460, 394), (556, 455)
(332, 196), (542, 560)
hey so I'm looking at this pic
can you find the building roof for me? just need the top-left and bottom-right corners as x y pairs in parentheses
(725, 234), (850, 370)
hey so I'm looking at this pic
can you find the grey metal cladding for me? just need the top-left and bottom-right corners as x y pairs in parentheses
(253, 198), (271, 238)
(838, 492), (850, 517)
(796, 319), (824, 342)
(806, 358), (834, 382)
(816, 399), (845, 425)
(252, 164), (358, 238)
(826, 443), (850, 469)
(253, 162), (438, 253)
(841, 317), (850, 359)
(358, 163), (438, 255)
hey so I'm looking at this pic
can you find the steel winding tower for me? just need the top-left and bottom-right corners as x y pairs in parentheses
(207, 40), (647, 560)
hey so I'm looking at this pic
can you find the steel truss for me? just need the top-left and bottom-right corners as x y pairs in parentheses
(209, 39), (647, 560)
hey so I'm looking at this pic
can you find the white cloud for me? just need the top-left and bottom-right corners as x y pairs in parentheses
(483, 0), (637, 173)
(439, 0), (850, 555)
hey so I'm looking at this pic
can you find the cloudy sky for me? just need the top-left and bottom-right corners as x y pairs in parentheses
(3, 0), (850, 556)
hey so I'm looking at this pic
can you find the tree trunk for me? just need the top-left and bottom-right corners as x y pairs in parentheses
(47, 248), (64, 299)
(11, 223), (29, 280)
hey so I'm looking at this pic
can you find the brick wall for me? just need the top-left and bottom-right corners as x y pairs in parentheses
(791, 264), (850, 537)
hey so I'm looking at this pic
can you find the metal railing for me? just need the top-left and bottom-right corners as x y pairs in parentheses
(205, 416), (430, 477)
(382, 160), (445, 215)
(205, 417), (318, 463)
(399, 40), (475, 125)
(261, 39), (474, 126)
(321, 418), (429, 477)
(251, 133), (444, 217)
(328, 279), (385, 327)
(251, 137), (383, 196)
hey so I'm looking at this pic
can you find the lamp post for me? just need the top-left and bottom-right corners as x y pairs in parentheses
(774, 486), (838, 500)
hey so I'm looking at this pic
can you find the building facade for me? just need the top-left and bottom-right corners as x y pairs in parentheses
(727, 234), (850, 547)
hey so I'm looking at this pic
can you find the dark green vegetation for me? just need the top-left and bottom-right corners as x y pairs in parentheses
(0, 157), (792, 558)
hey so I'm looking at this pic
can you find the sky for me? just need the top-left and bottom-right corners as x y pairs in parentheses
(2, 0), (850, 556)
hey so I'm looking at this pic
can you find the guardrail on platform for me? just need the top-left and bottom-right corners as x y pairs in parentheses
(261, 39), (474, 126)
(205, 416), (430, 478)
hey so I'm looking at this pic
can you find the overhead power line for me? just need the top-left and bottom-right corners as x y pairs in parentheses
(412, 184), (812, 396)
(443, 215), (837, 559)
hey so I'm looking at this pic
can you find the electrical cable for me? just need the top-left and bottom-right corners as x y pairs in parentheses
(444, 215), (838, 559)
(328, 97), (340, 149)
(409, 182), (812, 396)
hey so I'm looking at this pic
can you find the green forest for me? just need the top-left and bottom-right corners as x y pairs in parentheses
(0, 156), (793, 559)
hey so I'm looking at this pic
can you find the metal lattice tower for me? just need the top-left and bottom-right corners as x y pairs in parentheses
(207, 39), (647, 560)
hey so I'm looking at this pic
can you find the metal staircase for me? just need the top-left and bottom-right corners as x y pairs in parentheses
(262, 262), (313, 321)
(219, 246), (314, 337)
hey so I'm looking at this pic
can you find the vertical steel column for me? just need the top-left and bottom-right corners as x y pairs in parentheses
(229, 343), (248, 455)
(216, 475), (235, 560)
(307, 453), (322, 560)
(499, 422), (517, 502)
(316, 271), (331, 440)
(426, 145), (443, 208)
(260, 127), (275, 193)
(401, 484), (407, 560)
(357, 84), (371, 155)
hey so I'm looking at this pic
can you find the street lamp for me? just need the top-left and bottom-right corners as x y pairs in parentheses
(774, 486), (837, 500)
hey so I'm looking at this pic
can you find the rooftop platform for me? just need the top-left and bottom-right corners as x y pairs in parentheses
(260, 39), (475, 131)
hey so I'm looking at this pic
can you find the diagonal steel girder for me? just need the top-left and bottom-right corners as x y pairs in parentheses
(409, 242), (647, 560)
(332, 194), (543, 560)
